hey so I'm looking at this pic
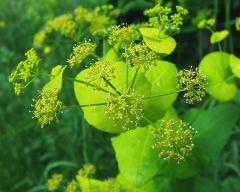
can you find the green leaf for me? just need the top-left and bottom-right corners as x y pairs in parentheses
(117, 174), (171, 192)
(144, 60), (178, 122)
(112, 125), (159, 187)
(191, 103), (239, 162)
(43, 65), (66, 91)
(74, 57), (177, 132)
(229, 54), (240, 78)
(74, 61), (151, 133)
(210, 30), (229, 44)
(199, 52), (237, 101)
(139, 28), (176, 54)
(76, 176), (104, 192)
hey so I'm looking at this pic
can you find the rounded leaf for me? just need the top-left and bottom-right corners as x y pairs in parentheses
(140, 28), (176, 54)
(199, 52), (237, 101)
(229, 54), (240, 78)
(210, 30), (229, 44)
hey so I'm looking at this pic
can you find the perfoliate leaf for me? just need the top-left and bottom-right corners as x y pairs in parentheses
(229, 54), (240, 78)
(43, 65), (66, 91)
(199, 52), (237, 101)
(210, 30), (229, 44)
(139, 28), (176, 54)
(112, 125), (159, 187)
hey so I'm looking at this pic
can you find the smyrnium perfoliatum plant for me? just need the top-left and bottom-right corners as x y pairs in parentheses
(11, 4), (236, 190)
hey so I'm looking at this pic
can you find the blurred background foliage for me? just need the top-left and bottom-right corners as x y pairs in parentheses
(0, 0), (239, 191)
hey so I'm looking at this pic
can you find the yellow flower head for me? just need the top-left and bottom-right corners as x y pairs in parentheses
(152, 119), (196, 163)
(9, 48), (41, 95)
(106, 89), (144, 130)
(123, 43), (157, 70)
(197, 18), (216, 30)
(43, 46), (51, 55)
(87, 60), (115, 88)
(78, 164), (96, 178)
(48, 173), (63, 192)
(33, 31), (46, 48)
(74, 6), (89, 22)
(108, 25), (140, 47)
(67, 41), (96, 67)
(46, 14), (77, 37)
(177, 67), (206, 104)
(145, 5), (188, 35)
(33, 88), (64, 128)
(66, 180), (78, 192)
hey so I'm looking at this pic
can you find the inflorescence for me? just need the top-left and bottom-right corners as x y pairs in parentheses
(177, 67), (206, 104)
(78, 164), (96, 178)
(67, 41), (97, 67)
(47, 173), (63, 192)
(9, 48), (41, 95)
(152, 119), (197, 163)
(144, 5), (188, 35)
(123, 42), (158, 70)
(87, 60), (116, 87)
(108, 25), (140, 47)
(197, 18), (216, 31)
(106, 89), (144, 130)
(33, 88), (64, 128)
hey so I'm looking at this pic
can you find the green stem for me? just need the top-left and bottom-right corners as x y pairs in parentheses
(63, 76), (114, 95)
(81, 117), (89, 163)
(103, 77), (121, 95)
(126, 62), (129, 89)
(130, 66), (140, 89)
(66, 103), (107, 110)
(143, 116), (158, 128)
(143, 91), (177, 100)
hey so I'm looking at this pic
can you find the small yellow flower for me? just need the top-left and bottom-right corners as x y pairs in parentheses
(108, 25), (140, 47)
(123, 43), (157, 70)
(66, 180), (78, 192)
(46, 14), (77, 37)
(33, 31), (46, 48)
(197, 18), (216, 30)
(74, 6), (88, 22)
(78, 164), (96, 177)
(152, 119), (196, 163)
(106, 89), (144, 130)
(33, 88), (64, 128)
(48, 173), (63, 192)
(9, 48), (41, 95)
(43, 46), (51, 55)
(87, 60), (115, 87)
(67, 41), (96, 67)
(177, 67), (206, 104)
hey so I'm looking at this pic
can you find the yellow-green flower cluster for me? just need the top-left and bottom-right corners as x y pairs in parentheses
(68, 41), (96, 67)
(48, 173), (63, 192)
(144, 5), (188, 35)
(74, 5), (120, 36)
(9, 48), (41, 95)
(78, 164), (96, 177)
(106, 89), (144, 130)
(66, 181), (78, 192)
(46, 13), (77, 37)
(33, 31), (46, 48)
(235, 17), (240, 31)
(102, 179), (123, 192)
(87, 60), (115, 87)
(152, 119), (196, 163)
(177, 67), (206, 104)
(0, 20), (5, 28)
(33, 88), (64, 128)
(123, 43), (157, 70)
(197, 18), (216, 30)
(108, 25), (140, 47)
